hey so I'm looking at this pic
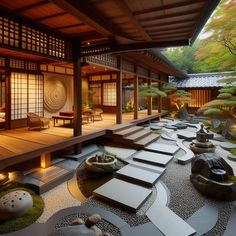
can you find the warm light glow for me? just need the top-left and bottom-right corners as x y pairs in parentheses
(40, 158), (47, 169)
(8, 172), (15, 181)
(0, 173), (6, 181)
(87, 42), (90, 45)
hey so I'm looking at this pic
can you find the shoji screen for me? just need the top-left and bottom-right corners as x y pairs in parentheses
(11, 72), (43, 120)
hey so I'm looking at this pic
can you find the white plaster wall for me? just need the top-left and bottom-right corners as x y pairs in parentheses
(43, 73), (73, 117)
(43, 73), (88, 117)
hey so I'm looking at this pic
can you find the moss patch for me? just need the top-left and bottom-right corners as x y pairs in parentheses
(0, 188), (44, 235)
(230, 148), (236, 156)
(228, 176), (236, 185)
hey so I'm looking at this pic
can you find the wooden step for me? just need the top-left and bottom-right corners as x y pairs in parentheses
(124, 129), (152, 142)
(135, 134), (160, 148)
(114, 126), (143, 137)
(106, 123), (135, 134)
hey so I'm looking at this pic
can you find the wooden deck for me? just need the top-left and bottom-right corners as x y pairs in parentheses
(0, 110), (168, 169)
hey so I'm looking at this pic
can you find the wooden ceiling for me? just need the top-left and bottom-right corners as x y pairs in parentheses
(0, 0), (219, 47)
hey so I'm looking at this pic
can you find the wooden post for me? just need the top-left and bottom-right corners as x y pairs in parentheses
(72, 38), (82, 154)
(5, 58), (11, 130)
(147, 78), (152, 115)
(134, 74), (138, 120)
(116, 56), (122, 124)
(158, 80), (162, 113)
(40, 153), (51, 169)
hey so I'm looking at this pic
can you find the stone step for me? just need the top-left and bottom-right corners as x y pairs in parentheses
(93, 178), (152, 212)
(106, 123), (135, 134)
(116, 163), (163, 187)
(133, 150), (173, 167)
(124, 129), (152, 142)
(135, 134), (160, 148)
(145, 143), (180, 155)
(146, 206), (196, 236)
(114, 126), (144, 137)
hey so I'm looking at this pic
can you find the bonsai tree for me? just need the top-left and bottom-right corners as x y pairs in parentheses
(139, 83), (167, 112)
(198, 72), (236, 139)
(163, 82), (192, 119)
(198, 74), (236, 120)
(139, 83), (167, 103)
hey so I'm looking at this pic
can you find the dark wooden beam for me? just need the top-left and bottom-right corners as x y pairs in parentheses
(133, 0), (205, 15)
(150, 30), (191, 38)
(113, 0), (151, 41)
(14, 0), (48, 13)
(147, 76), (152, 116)
(133, 67), (138, 120)
(116, 56), (122, 124)
(147, 25), (194, 34)
(35, 12), (67, 22)
(72, 38), (82, 154)
(53, 23), (85, 30)
(80, 39), (189, 56)
(51, 0), (131, 40)
(139, 9), (201, 23)
(152, 34), (189, 40)
(158, 80), (162, 113)
(143, 18), (196, 29)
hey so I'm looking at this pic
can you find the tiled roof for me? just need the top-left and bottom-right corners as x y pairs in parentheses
(173, 71), (236, 88)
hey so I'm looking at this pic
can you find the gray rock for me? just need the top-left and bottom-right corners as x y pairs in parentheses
(50, 225), (96, 236)
(70, 217), (85, 225)
(85, 214), (102, 227)
(0, 190), (33, 221)
(191, 153), (234, 180)
(190, 174), (236, 201)
(190, 153), (236, 201)
(91, 225), (102, 236)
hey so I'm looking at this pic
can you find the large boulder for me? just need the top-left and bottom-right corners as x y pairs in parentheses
(191, 153), (234, 180)
(0, 190), (33, 221)
(190, 153), (236, 201)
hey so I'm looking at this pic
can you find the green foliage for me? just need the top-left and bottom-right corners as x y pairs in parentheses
(0, 188), (44, 234)
(195, 0), (236, 72)
(162, 40), (201, 73)
(198, 71), (236, 119)
(163, 0), (236, 73)
(139, 84), (167, 98)
(217, 93), (232, 99)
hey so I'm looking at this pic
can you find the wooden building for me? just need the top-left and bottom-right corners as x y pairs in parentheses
(0, 0), (220, 189)
(172, 71), (236, 113)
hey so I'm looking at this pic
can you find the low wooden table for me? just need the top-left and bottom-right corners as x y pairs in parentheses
(52, 115), (74, 127)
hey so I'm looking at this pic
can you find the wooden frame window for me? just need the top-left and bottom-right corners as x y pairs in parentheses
(103, 82), (116, 106)
(11, 72), (43, 120)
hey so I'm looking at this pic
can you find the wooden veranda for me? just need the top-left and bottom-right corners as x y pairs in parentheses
(0, 110), (168, 170)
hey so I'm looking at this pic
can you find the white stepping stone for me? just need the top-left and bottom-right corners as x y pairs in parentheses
(127, 159), (166, 173)
(133, 150), (173, 167)
(177, 131), (196, 140)
(146, 206), (196, 236)
(116, 164), (162, 187)
(220, 142), (236, 150)
(145, 143), (180, 155)
(93, 178), (152, 212)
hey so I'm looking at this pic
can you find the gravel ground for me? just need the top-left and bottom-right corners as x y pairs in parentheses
(41, 122), (236, 236)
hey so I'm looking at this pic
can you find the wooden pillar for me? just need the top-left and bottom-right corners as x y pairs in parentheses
(5, 58), (11, 130)
(147, 78), (152, 115)
(158, 80), (162, 113)
(134, 75), (138, 120)
(72, 38), (82, 154)
(116, 57), (122, 124)
(40, 153), (51, 169)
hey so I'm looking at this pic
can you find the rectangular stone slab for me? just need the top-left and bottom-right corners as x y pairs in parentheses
(93, 178), (152, 212)
(145, 143), (180, 155)
(133, 150), (173, 167)
(147, 206), (196, 236)
(116, 164), (162, 187)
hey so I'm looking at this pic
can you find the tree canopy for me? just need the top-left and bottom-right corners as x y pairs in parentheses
(163, 0), (236, 73)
